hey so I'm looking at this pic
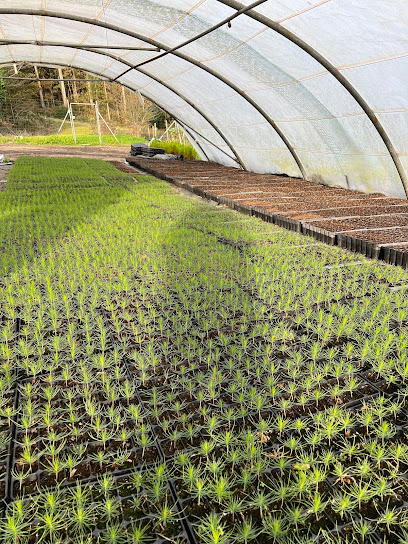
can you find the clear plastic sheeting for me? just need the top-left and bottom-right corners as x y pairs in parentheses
(0, 1), (407, 198)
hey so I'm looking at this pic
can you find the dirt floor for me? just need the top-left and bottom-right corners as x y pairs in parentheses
(0, 144), (129, 161)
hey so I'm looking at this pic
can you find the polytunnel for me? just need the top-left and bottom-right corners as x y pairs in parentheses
(0, 1), (407, 197)
(5, 3), (408, 543)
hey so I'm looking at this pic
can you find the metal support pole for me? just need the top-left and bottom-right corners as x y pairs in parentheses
(94, 100), (102, 145)
(57, 109), (70, 135)
(68, 102), (76, 143)
(217, 0), (408, 198)
(97, 111), (119, 142)
(158, 120), (176, 142)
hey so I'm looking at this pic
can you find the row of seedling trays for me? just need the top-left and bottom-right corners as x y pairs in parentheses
(128, 159), (408, 268)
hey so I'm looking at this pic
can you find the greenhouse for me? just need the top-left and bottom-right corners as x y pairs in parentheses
(0, 2), (408, 544)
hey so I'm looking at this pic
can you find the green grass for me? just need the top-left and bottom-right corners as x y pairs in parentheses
(0, 133), (145, 146)
(150, 139), (200, 160)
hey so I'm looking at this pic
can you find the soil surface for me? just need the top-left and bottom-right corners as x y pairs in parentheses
(0, 144), (129, 162)
(126, 156), (408, 264)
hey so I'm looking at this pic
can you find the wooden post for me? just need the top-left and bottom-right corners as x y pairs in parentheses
(58, 68), (68, 108)
(34, 66), (45, 109)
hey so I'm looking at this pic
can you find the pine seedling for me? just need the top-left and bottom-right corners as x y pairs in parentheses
(377, 504), (399, 534)
(305, 492), (327, 521)
(197, 512), (231, 544)
(354, 457), (374, 480)
(69, 499), (96, 537)
(263, 514), (288, 544)
(373, 477), (394, 503)
(147, 478), (167, 505)
(100, 523), (126, 544)
(98, 473), (116, 498)
(285, 505), (307, 531)
(101, 495), (120, 523)
(349, 481), (373, 511)
(11, 466), (31, 492)
(37, 507), (65, 543)
(293, 469), (310, 501)
(251, 488), (273, 519)
(331, 492), (357, 522)
(129, 520), (153, 544)
(234, 516), (259, 544)
(210, 474), (233, 506)
(351, 517), (375, 543)
(0, 511), (32, 544)
(270, 479), (295, 508)
(152, 497), (179, 533)
(270, 456), (292, 475)
(191, 475), (208, 506)
(225, 496), (244, 523)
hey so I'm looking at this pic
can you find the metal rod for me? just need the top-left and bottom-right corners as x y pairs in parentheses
(0, 75), (110, 82)
(57, 109), (69, 135)
(180, 124), (211, 162)
(217, 0), (408, 198)
(0, 9), (305, 178)
(0, 40), (160, 51)
(97, 111), (119, 143)
(94, 100), (102, 145)
(68, 101), (76, 143)
(112, 0), (268, 81)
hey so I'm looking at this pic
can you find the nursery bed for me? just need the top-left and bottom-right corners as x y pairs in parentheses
(1, 156), (408, 543)
(126, 157), (408, 267)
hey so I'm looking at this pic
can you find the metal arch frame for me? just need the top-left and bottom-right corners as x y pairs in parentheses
(0, 59), (234, 164)
(84, 45), (246, 168)
(0, 8), (307, 179)
(217, 0), (408, 197)
(112, 0), (268, 79)
(0, 43), (245, 168)
(0, 41), (160, 51)
(0, 42), (160, 51)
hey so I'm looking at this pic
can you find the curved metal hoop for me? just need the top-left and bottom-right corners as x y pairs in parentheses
(0, 8), (307, 179)
(217, 0), (408, 197)
(0, 59), (239, 164)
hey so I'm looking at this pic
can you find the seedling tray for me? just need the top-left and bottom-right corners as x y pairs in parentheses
(127, 157), (408, 268)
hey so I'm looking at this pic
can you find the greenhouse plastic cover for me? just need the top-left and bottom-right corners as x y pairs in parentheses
(1, 0), (408, 199)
